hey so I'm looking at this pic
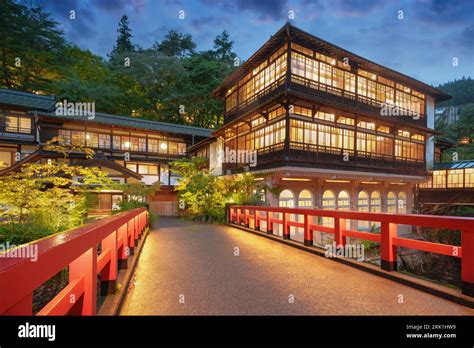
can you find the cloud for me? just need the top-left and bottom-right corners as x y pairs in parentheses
(412, 0), (474, 27)
(201, 0), (289, 21)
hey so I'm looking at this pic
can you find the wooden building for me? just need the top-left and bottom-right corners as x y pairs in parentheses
(0, 88), (211, 215)
(190, 22), (451, 223)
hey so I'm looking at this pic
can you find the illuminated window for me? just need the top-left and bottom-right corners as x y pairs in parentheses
(411, 133), (424, 141)
(292, 106), (312, 117)
(357, 191), (370, 230)
(387, 191), (397, 213)
(433, 170), (446, 188)
(375, 135), (394, 156)
(138, 164), (158, 175)
(465, 169), (474, 188)
(447, 169), (464, 188)
(357, 121), (376, 130)
(322, 190), (336, 227)
(86, 132), (99, 148)
(279, 189), (295, 208)
(370, 191), (381, 212)
(148, 139), (158, 152)
(337, 191), (350, 210)
(99, 134), (110, 149)
(4, 115), (32, 134)
(338, 116), (355, 126)
(298, 190), (313, 207)
(315, 111), (335, 122)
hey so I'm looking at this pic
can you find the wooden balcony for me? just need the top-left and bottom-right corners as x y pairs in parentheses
(222, 141), (425, 176)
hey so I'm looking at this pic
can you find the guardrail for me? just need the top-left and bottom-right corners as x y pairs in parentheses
(228, 205), (474, 297)
(0, 207), (148, 315)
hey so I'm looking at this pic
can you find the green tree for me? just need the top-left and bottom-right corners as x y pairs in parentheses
(0, 163), (112, 244)
(437, 77), (474, 108)
(109, 14), (135, 61)
(213, 30), (237, 66)
(155, 30), (196, 58)
(0, 0), (65, 91)
(441, 104), (474, 160)
(170, 157), (260, 222)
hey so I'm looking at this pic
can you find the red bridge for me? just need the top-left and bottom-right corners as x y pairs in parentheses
(1, 206), (474, 315)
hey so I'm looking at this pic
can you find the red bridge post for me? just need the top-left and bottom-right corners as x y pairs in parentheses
(267, 211), (273, 234)
(304, 213), (313, 246)
(462, 229), (474, 297)
(283, 212), (290, 239)
(381, 222), (398, 271)
(69, 247), (97, 315)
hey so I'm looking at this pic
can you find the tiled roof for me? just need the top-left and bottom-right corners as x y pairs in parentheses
(0, 89), (56, 112)
(214, 22), (451, 103)
(43, 112), (213, 138)
(434, 160), (474, 170)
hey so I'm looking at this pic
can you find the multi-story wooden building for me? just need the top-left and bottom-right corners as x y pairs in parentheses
(0, 88), (211, 215)
(192, 23), (451, 219)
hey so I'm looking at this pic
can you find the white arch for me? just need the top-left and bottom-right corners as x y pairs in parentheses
(337, 190), (350, 210)
(387, 191), (397, 213)
(298, 189), (313, 207)
(370, 191), (382, 212)
(279, 189), (295, 208)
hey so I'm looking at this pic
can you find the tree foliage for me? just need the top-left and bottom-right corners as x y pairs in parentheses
(0, 163), (112, 244)
(439, 103), (474, 160)
(436, 77), (474, 108)
(109, 15), (135, 61)
(0, 0), (238, 129)
(170, 157), (262, 222)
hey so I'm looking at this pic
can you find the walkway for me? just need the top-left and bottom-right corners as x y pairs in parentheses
(120, 217), (474, 315)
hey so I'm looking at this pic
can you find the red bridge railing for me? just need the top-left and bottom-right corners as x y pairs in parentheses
(228, 205), (474, 297)
(0, 207), (148, 315)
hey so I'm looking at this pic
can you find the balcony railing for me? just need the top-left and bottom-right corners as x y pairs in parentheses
(289, 74), (426, 126)
(228, 205), (474, 297)
(222, 141), (425, 174)
(224, 75), (286, 123)
(289, 141), (425, 170)
(0, 207), (148, 315)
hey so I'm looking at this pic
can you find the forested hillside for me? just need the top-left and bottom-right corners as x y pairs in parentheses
(436, 77), (474, 108)
(0, 0), (237, 128)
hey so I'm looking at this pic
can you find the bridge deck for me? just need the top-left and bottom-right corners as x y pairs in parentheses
(121, 217), (473, 315)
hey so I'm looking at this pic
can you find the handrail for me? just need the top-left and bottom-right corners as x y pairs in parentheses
(0, 207), (148, 315)
(228, 205), (474, 297)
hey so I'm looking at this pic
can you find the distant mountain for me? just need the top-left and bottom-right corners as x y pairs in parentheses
(436, 77), (474, 108)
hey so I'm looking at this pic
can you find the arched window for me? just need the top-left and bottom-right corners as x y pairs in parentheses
(387, 191), (397, 213)
(337, 190), (350, 210)
(279, 189), (295, 208)
(293, 190), (313, 242)
(398, 191), (407, 213)
(370, 191), (381, 213)
(369, 191), (382, 230)
(322, 190), (335, 227)
(298, 190), (313, 207)
(357, 191), (369, 211)
(357, 191), (369, 230)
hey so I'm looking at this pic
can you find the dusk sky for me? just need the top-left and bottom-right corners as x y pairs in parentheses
(39, 0), (473, 86)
